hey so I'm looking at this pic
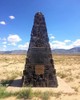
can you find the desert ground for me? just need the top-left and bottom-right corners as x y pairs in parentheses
(0, 54), (80, 100)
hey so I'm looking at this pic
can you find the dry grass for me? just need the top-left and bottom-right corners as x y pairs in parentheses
(0, 54), (80, 100)
(0, 54), (25, 81)
(53, 54), (80, 91)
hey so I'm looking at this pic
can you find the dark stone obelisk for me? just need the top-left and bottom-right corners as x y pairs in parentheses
(23, 12), (58, 87)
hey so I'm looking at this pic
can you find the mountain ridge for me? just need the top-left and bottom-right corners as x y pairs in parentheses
(0, 47), (80, 54)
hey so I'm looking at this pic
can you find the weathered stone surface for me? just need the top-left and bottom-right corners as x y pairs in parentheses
(23, 12), (58, 87)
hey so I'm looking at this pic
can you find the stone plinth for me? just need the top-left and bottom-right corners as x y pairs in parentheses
(23, 12), (58, 87)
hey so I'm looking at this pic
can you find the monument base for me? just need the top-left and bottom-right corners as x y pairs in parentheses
(23, 64), (58, 87)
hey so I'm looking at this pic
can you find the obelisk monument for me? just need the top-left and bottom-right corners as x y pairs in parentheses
(23, 12), (58, 87)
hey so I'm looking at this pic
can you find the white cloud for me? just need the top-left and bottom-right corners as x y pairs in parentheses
(73, 39), (80, 47)
(3, 45), (6, 48)
(64, 40), (71, 43)
(50, 36), (55, 39)
(49, 34), (55, 40)
(50, 40), (73, 50)
(8, 43), (16, 46)
(9, 43), (16, 46)
(7, 34), (22, 46)
(50, 39), (80, 50)
(9, 16), (15, 19)
(49, 34), (80, 50)
(0, 21), (6, 25)
(2, 41), (7, 44)
(52, 40), (65, 44)
(18, 42), (29, 50)
(1, 45), (7, 51)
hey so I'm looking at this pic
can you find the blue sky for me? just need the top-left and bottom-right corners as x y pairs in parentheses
(0, 0), (80, 51)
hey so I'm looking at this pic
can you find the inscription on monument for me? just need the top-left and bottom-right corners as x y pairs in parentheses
(35, 65), (44, 75)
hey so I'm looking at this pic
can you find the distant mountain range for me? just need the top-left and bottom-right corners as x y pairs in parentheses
(52, 47), (80, 54)
(0, 47), (80, 54)
(0, 50), (27, 54)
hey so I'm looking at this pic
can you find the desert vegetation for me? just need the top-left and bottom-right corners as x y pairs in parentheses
(0, 54), (80, 100)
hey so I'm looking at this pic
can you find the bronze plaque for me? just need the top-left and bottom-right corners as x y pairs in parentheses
(35, 65), (44, 75)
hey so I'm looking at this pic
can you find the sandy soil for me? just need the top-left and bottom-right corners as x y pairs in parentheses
(0, 54), (80, 100)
